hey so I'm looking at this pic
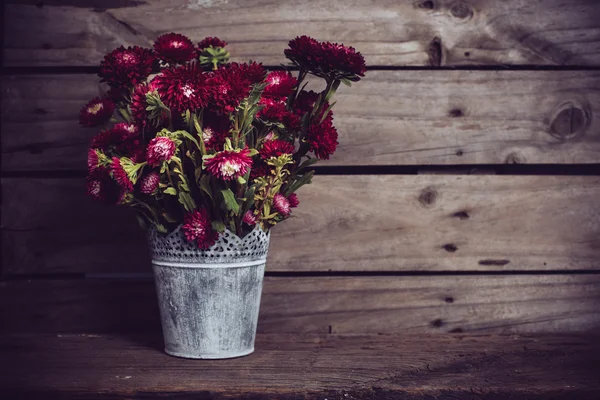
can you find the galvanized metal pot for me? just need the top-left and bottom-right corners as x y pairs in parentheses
(148, 225), (270, 359)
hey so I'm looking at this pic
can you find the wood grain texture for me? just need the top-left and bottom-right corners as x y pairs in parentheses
(5, 0), (600, 67)
(3, 70), (600, 171)
(3, 175), (600, 274)
(1, 333), (599, 399)
(2, 275), (600, 334)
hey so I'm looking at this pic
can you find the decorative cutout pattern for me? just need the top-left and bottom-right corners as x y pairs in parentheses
(149, 225), (270, 264)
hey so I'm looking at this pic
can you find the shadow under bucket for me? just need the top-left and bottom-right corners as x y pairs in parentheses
(149, 225), (270, 359)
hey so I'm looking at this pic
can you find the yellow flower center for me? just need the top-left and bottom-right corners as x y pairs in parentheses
(87, 103), (104, 115)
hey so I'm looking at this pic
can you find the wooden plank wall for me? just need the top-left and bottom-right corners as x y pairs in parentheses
(2, 0), (600, 335)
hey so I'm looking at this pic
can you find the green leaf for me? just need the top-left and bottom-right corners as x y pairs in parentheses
(237, 175), (247, 185)
(178, 191), (196, 212)
(179, 129), (201, 151)
(319, 101), (337, 124)
(163, 187), (177, 195)
(211, 220), (226, 233)
(221, 188), (240, 214)
(199, 174), (213, 200)
(284, 170), (314, 196)
(341, 78), (353, 87)
(155, 223), (168, 234)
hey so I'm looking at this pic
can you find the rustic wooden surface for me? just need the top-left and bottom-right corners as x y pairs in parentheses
(1, 333), (599, 399)
(3, 175), (600, 274)
(5, 0), (600, 67)
(3, 70), (600, 170)
(2, 275), (600, 334)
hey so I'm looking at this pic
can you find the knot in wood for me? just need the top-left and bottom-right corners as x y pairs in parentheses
(418, 186), (438, 207)
(428, 37), (443, 67)
(450, 2), (473, 19)
(505, 152), (525, 164)
(548, 102), (589, 141)
(415, 0), (436, 10)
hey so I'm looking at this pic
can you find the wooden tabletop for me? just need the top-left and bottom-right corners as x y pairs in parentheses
(1, 333), (599, 399)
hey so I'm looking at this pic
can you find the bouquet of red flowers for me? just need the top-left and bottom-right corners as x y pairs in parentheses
(81, 34), (366, 248)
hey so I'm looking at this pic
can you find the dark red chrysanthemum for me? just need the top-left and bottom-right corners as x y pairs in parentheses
(91, 123), (144, 162)
(139, 171), (160, 194)
(284, 35), (321, 72)
(208, 65), (253, 114)
(154, 33), (196, 64)
(285, 36), (366, 81)
(294, 90), (333, 124)
(146, 136), (176, 166)
(88, 148), (100, 172)
(260, 139), (295, 160)
(319, 40), (367, 81)
(106, 87), (129, 103)
(272, 193), (291, 217)
(231, 61), (266, 85)
(263, 71), (297, 98)
(257, 97), (300, 129)
(86, 168), (125, 205)
(198, 37), (228, 50)
(110, 157), (134, 192)
(130, 81), (166, 130)
(182, 209), (219, 249)
(288, 192), (299, 208)
(99, 46), (157, 87)
(243, 210), (258, 226)
(250, 162), (271, 181)
(153, 63), (210, 112)
(202, 111), (231, 151)
(79, 97), (115, 127)
(205, 148), (253, 181)
(305, 120), (338, 160)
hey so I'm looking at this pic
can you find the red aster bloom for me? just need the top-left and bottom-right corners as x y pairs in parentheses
(260, 139), (295, 160)
(146, 136), (176, 166)
(154, 33), (196, 64)
(79, 97), (115, 127)
(204, 148), (253, 181)
(243, 210), (258, 226)
(263, 71), (297, 98)
(201, 111), (231, 151)
(99, 46), (156, 87)
(130, 83), (152, 125)
(153, 63), (210, 112)
(250, 162), (271, 181)
(284, 35), (321, 72)
(139, 171), (160, 195)
(294, 90), (333, 124)
(288, 192), (299, 208)
(257, 97), (300, 129)
(86, 168), (126, 205)
(198, 37), (228, 50)
(88, 148), (99, 172)
(106, 87), (129, 103)
(182, 209), (219, 249)
(272, 193), (291, 217)
(231, 61), (266, 85)
(91, 123), (144, 161)
(319, 41), (367, 82)
(305, 121), (339, 160)
(285, 36), (366, 82)
(208, 65), (253, 114)
(110, 157), (134, 192)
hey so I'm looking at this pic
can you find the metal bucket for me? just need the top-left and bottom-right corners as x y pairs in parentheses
(148, 225), (270, 359)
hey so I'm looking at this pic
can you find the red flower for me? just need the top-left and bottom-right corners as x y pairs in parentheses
(202, 111), (231, 151)
(260, 139), (295, 160)
(154, 33), (196, 64)
(263, 71), (297, 98)
(91, 123), (144, 162)
(146, 136), (176, 166)
(88, 148), (99, 172)
(208, 63), (259, 114)
(243, 210), (258, 226)
(106, 87), (129, 103)
(99, 46), (156, 87)
(305, 121), (338, 160)
(232, 61), (266, 85)
(139, 171), (160, 194)
(272, 193), (291, 217)
(288, 192), (299, 208)
(250, 162), (271, 181)
(86, 168), (125, 205)
(153, 63), (210, 112)
(198, 37), (228, 50)
(79, 97), (115, 127)
(285, 36), (366, 81)
(130, 83), (151, 126)
(257, 97), (300, 129)
(110, 157), (134, 192)
(182, 209), (219, 249)
(294, 90), (333, 124)
(205, 148), (253, 181)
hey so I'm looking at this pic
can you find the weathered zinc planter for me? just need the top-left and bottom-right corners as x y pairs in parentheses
(148, 225), (270, 359)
